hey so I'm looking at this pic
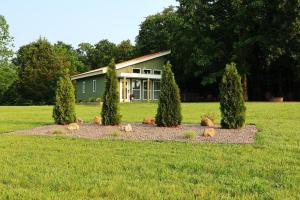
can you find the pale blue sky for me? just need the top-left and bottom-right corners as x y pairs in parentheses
(0, 0), (178, 49)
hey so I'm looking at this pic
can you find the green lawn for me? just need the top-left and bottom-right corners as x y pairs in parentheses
(0, 102), (299, 199)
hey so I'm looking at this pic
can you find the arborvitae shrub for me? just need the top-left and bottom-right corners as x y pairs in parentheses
(53, 70), (76, 124)
(156, 61), (182, 126)
(101, 59), (121, 125)
(219, 63), (246, 128)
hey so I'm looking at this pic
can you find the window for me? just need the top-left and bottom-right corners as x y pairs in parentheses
(143, 69), (151, 74)
(93, 80), (96, 93)
(82, 81), (86, 94)
(153, 70), (161, 75)
(153, 80), (160, 100)
(133, 68), (141, 73)
(132, 79), (141, 100)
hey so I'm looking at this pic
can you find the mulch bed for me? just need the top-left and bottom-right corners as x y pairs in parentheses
(11, 123), (257, 144)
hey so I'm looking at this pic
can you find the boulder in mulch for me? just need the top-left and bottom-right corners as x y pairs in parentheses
(122, 124), (132, 132)
(201, 117), (214, 127)
(203, 128), (215, 137)
(143, 117), (155, 125)
(67, 123), (80, 130)
(93, 116), (102, 125)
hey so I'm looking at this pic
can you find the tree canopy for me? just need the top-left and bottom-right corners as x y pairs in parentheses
(0, 15), (17, 99)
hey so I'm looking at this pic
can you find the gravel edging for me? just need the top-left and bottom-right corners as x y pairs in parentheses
(11, 123), (257, 144)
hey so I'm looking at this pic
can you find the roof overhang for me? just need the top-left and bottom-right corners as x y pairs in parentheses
(117, 73), (161, 79)
(71, 50), (170, 80)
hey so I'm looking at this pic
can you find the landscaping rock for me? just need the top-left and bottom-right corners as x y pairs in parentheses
(76, 118), (84, 124)
(143, 117), (156, 125)
(201, 117), (214, 127)
(122, 124), (132, 132)
(203, 128), (215, 137)
(67, 123), (80, 130)
(93, 116), (102, 125)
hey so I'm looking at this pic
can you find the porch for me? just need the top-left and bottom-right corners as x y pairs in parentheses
(118, 72), (161, 102)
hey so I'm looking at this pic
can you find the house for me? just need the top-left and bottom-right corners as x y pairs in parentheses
(71, 50), (171, 102)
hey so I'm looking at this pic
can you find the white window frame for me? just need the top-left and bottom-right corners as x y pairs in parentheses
(153, 70), (162, 75)
(143, 69), (152, 74)
(82, 81), (86, 94)
(92, 80), (96, 93)
(132, 68), (141, 74)
(153, 80), (160, 100)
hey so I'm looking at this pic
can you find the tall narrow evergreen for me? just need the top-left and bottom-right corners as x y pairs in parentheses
(156, 61), (182, 127)
(53, 69), (76, 124)
(101, 59), (121, 125)
(219, 63), (246, 128)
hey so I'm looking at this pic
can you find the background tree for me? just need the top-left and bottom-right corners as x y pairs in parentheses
(101, 59), (121, 125)
(94, 39), (117, 68)
(53, 69), (76, 125)
(156, 61), (182, 127)
(14, 38), (67, 104)
(135, 6), (177, 55)
(54, 41), (87, 74)
(0, 15), (17, 100)
(77, 42), (94, 71)
(116, 40), (135, 62)
(219, 63), (246, 129)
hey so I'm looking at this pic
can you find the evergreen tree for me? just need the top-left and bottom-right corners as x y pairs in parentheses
(156, 61), (182, 126)
(219, 63), (246, 128)
(53, 69), (76, 124)
(101, 59), (121, 125)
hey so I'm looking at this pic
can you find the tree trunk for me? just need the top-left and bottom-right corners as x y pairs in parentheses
(242, 74), (248, 101)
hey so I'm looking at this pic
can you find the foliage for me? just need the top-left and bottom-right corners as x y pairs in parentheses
(183, 130), (197, 139)
(54, 41), (87, 73)
(0, 15), (17, 99)
(156, 62), (182, 126)
(14, 38), (68, 104)
(219, 63), (246, 128)
(77, 39), (136, 71)
(135, 6), (177, 55)
(116, 40), (135, 62)
(52, 69), (76, 125)
(101, 59), (121, 125)
(51, 129), (64, 135)
(201, 112), (217, 123)
(111, 130), (121, 137)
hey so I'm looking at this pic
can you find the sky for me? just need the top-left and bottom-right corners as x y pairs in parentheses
(0, 0), (178, 50)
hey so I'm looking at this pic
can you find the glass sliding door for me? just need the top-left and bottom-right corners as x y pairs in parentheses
(153, 80), (160, 100)
(143, 80), (148, 100)
(132, 79), (141, 100)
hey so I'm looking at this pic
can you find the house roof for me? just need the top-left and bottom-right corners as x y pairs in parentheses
(71, 50), (171, 80)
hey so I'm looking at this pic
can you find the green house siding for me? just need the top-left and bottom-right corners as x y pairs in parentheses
(76, 75), (105, 101)
(73, 54), (168, 102)
(118, 57), (166, 73)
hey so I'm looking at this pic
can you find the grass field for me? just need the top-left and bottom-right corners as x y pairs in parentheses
(0, 102), (299, 199)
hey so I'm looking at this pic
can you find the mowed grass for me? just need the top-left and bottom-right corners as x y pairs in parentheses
(0, 102), (300, 199)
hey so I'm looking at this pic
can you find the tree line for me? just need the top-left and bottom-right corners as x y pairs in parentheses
(1, 0), (299, 104)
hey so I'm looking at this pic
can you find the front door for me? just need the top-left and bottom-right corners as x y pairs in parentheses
(120, 79), (131, 102)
